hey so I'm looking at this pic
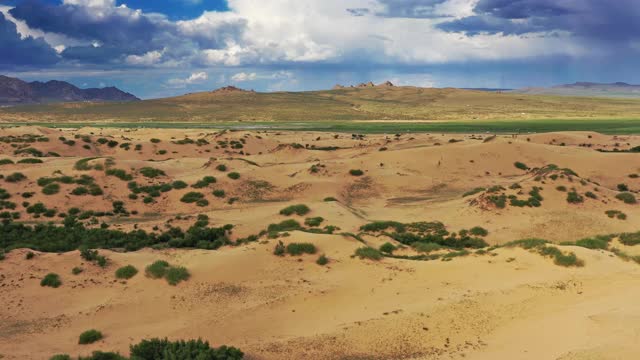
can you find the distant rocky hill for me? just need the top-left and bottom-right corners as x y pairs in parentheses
(514, 82), (640, 98)
(0, 75), (139, 105)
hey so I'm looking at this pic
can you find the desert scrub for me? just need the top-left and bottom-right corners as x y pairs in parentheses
(212, 189), (226, 198)
(349, 169), (364, 176)
(469, 226), (489, 237)
(379, 242), (396, 254)
(227, 172), (241, 180)
(42, 183), (60, 195)
(616, 192), (637, 204)
(72, 267), (83, 275)
(619, 232), (640, 246)
(304, 217), (324, 227)
(617, 184), (629, 191)
(514, 161), (529, 170)
(78, 329), (103, 344)
(280, 204), (311, 216)
(556, 185), (567, 192)
(165, 266), (190, 286)
(539, 246), (584, 267)
(17, 158), (43, 164)
(192, 176), (216, 188)
(0, 159), (14, 165)
(25, 251), (35, 259)
(605, 210), (627, 220)
(5, 172), (26, 183)
(316, 254), (329, 265)
(40, 273), (62, 288)
(145, 260), (170, 278)
(115, 265), (138, 280)
(268, 219), (302, 233)
(139, 167), (165, 178)
(355, 247), (383, 260)
(463, 187), (485, 197)
(181, 192), (205, 204)
(323, 197), (338, 202)
(216, 164), (227, 172)
(172, 180), (188, 189)
(585, 191), (598, 199)
(105, 168), (133, 181)
(573, 236), (612, 250)
(413, 242), (442, 253)
(286, 243), (317, 255)
(566, 191), (584, 204)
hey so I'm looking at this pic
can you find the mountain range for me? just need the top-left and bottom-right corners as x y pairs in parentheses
(0, 75), (139, 105)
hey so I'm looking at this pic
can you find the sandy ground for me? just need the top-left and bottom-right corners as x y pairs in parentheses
(1, 127), (640, 359)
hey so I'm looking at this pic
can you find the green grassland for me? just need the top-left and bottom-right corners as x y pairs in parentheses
(2, 86), (640, 133)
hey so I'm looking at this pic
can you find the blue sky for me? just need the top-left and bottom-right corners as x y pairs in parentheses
(1, 0), (638, 99)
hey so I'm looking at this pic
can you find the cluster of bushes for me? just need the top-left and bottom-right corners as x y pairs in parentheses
(78, 330), (103, 345)
(145, 260), (190, 285)
(605, 210), (627, 220)
(81, 247), (108, 267)
(504, 239), (584, 267)
(0, 216), (233, 253)
(280, 204), (310, 216)
(139, 167), (165, 178)
(105, 168), (133, 181)
(192, 176), (216, 189)
(180, 192), (208, 207)
(115, 265), (138, 280)
(74, 157), (103, 171)
(41, 273), (62, 288)
(616, 192), (637, 204)
(360, 221), (488, 250)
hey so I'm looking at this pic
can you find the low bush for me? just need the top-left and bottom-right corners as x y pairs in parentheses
(463, 187), (485, 197)
(216, 164), (227, 172)
(616, 192), (637, 204)
(115, 265), (138, 280)
(72, 267), (83, 275)
(145, 260), (170, 279)
(165, 266), (190, 286)
(304, 217), (324, 227)
(212, 189), (226, 198)
(469, 226), (488, 237)
(172, 180), (188, 189)
(280, 204), (311, 216)
(268, 219), (302, 233)
(181, 192), (205, 204)
(42, 183), (60, 195)
(192, 176), (216, 188)
(349, 169), (364, 176)
(514, 161), (528, 170)
(323, 197), (338, 202)
(286, 243), (317, 256)
(567, 191), (584, 204)
(227, 172), (241, 180)
(139, 167), (165, 178)
(5, 172), (26, 183)
(41, 273), (62, 288)
(78, 329), (103, 345)
(605, 210), (627, 220)
(379, 242), (396, 254)
(617, 184), (629, 191)
(354, 247), (383, 260)
(316, 254), (329, 265)
(18, 158), (43, 164)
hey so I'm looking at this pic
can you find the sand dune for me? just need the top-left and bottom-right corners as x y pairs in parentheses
(1, 127), (640, 359)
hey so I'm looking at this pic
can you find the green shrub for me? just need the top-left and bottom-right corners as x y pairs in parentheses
(619, 232), (640, 246)
(316, 254), (329, 265)
(504, 238), (548, 249)
(145, 260), (170, 279)
(616, 192), (637, 204)
(280, 204), (311, 216)
(227, 172), (241, 180)
(49, 355), (71, 360)
(165, 266), (190, 286)
(274, 241), (286, 256)
(585, 191), (597, 199)
(129, 338), (243, 360)
(5, 172), (26, 183)
(41, 273), (62, 288)
(379, 242), (396, 254)
(139, 167), (165, 178)
(268, 220), (302, 233)
(0, 158), (14, 165)
(25, 251), (35, 259)
(78, 329), (103, 345)
(18, 158), (43, 164)
(567, 191), (584, 204)
(349, 169), (364, 176)
(172, 180), (188, 189)
(574, 236), (610, 250)
(355, 247), (383, 260)
(212, 189), (226, 198)
(71, 186), (89, 196)
(181, 192), (205, 203)
(286, 243), (317, 255)
(514, 161), (528, 170)
(617, 184), (629, 191)
(469, 226), (488, 237)
(72, 267), (83, 275)
(304, 217), (324, 227)
(539, 246), (584, 267)
(216, 164), (227, 172)
(105, 169), (133, 181)
(605, 210), (627, 220)
(323, 197), (338, 202)
(192, 176), (216, 188)
(556, 186), (567, 192)
(42, 183), (60, 195)
(196, 199), (209, 207)
(150, 138), (161, 143)
(115, 265), (138, 280)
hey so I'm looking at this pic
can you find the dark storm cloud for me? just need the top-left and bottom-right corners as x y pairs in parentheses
(8, 0), (246, 64)
(438, 0), (640, 41)
(0, 12), (59, 68)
